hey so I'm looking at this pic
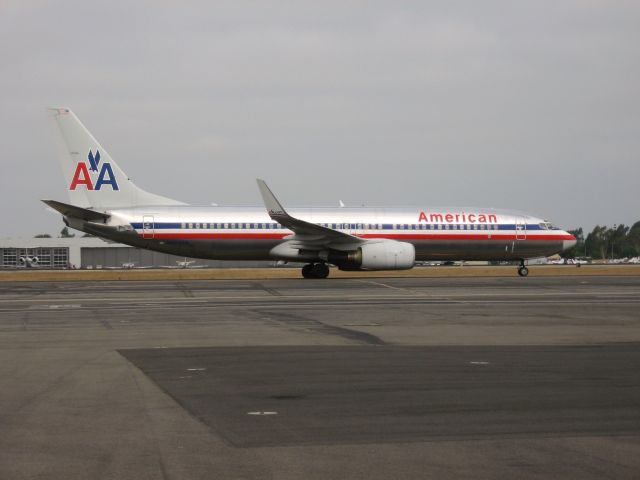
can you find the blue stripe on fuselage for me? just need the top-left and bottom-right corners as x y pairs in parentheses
(130, 222), (551, 231)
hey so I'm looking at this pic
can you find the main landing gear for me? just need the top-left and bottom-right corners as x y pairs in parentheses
(302, 263), (330, 279)
(517, 259), (529, 277)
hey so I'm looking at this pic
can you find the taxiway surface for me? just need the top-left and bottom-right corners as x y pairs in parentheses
(1, 276), (639, 479)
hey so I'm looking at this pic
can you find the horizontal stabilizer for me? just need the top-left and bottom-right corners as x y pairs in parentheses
(41, 199), (110, 223)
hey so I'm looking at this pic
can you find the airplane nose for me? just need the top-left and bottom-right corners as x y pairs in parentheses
(562, 234), (577, 251)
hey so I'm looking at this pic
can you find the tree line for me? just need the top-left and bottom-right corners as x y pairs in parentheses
(563, 222), (640, 259)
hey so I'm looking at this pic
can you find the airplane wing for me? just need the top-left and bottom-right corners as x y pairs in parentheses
(256, 179), (363, 249)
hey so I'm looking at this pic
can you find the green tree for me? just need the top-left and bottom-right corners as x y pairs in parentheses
(622, 221), (640, 257)
(60, 227), (75, 238)
(610, 224), (629, 259)
(585, 225), (608, 259)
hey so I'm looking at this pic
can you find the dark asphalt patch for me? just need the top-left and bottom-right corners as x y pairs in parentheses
(120, 345), (640, 448)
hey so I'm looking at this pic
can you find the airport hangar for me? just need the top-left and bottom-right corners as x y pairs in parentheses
(0, 237), (276, 270)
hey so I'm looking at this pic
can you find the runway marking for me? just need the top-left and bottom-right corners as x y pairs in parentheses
(247, 411), (278, 416)
(3, 290), (640, 305)
(2, 299), (640, 315)
(187, 368), (206, 372)
(354, 279), (417, 293)
(469, 361), (491, 365)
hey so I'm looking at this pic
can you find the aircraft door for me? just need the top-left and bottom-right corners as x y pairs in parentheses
(142, 215), (154, 239)
(515, 216), (527, 240)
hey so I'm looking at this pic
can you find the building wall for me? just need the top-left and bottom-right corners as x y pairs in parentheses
(1, 238), (285, 269)
(1, 246), (70, 269)
(1, 237), (125, 269)
(80, 247), (277, 269)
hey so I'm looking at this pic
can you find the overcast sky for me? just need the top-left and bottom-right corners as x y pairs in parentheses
(1, 0), (638, 236)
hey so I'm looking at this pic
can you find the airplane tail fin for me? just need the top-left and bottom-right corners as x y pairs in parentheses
(47, 108), (185, 209)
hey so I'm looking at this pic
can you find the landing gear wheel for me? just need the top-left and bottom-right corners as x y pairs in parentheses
(301, 263), (330, 279)
(311, 263), (330, 279)
(518, 266), (529, 277)
(302, 264), (314, 279)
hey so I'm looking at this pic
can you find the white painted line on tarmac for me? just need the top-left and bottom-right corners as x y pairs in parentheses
(187, 368), (206, 371)
(3, 290), (640, 305)
(247, 411), (278, 416)
(469, 361), (491, 365)
(354, 279), (415, 293)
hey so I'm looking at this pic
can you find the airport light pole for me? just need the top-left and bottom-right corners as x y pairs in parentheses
(611, 224), (617, 260)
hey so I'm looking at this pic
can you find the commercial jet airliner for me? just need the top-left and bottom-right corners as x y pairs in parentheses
(44, 108), (576, 278)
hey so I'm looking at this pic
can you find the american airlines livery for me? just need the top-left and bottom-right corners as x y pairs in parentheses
(44, 108), (576, 278)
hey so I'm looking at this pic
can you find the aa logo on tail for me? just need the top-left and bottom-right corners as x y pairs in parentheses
(69, 149), (119, 191)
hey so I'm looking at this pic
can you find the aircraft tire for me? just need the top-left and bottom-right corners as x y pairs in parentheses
(302, 263), (330, 279)
(312, 263), (330, 279)
(518, 266), (529, 277)
(302, 264), (314, 279)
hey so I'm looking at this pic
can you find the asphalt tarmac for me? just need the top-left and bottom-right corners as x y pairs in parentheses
(1, 276), (640, 479)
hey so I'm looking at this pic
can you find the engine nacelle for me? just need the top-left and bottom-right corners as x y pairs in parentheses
(328, 240), (415, 270)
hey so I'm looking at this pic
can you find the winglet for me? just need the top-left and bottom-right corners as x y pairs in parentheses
(256, 179), (287, 218)
(254, 179), (363, 245)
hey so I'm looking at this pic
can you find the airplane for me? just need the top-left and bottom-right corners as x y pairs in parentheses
(18, 256), (40, 268)
(176, 259), (197, 268)
(102, 262), (155, 270)
(158, 259), (207, 269)
(43, 108), (576, 279)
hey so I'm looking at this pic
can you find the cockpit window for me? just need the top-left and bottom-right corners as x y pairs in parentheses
(539, 221), (559, 230)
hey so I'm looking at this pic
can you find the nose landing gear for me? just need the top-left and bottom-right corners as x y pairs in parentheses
(517, 259), (529, 277)
(302, 263), (330, 279)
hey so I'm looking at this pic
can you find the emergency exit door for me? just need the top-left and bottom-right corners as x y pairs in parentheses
(142, 215), (154, 239)
(515, 216), (527, 240)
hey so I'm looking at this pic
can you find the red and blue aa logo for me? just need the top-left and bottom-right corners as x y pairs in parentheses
(69, 149), (119, 191)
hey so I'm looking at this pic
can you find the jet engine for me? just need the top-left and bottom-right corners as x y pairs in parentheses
(18, 256), (39, 267)
(327, 240), (415, 270)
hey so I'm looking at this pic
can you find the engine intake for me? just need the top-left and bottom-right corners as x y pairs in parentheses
(328, 240), (415, 270)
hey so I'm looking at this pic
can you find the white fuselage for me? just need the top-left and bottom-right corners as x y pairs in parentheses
(83, 205), (575, 262)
